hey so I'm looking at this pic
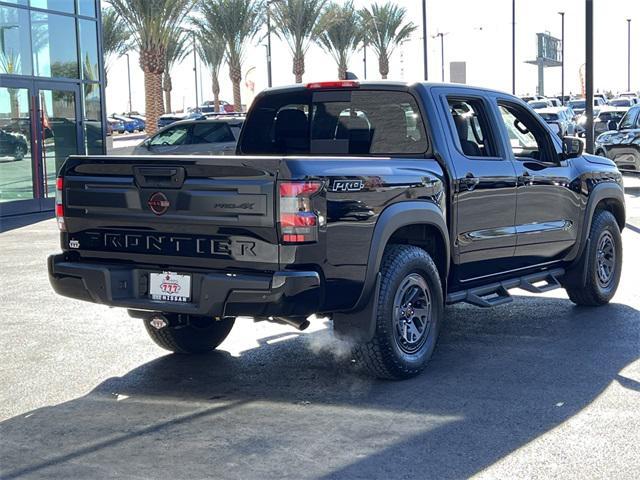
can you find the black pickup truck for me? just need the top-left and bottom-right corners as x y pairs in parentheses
(49, 81), (626, 379)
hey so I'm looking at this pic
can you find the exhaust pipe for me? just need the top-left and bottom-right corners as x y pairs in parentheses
(271, 316), (311, 331)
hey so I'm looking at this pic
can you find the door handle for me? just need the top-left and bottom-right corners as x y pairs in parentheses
(460, 173), (480, 191)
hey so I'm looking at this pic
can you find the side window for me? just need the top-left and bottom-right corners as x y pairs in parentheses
(149, 125), (189, 146)
(498, 103), (554, 163)
(190, 123), (235, 144)
(618, 109), (638, 130)
(446, 98), (495, 157)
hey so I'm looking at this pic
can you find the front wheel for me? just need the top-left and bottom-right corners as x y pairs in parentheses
(352, 245), (444, 379)
(565, 210), (622, 306)
(143, 314), (235, 354)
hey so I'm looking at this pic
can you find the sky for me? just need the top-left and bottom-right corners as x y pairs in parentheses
(104, 0), (640, 115)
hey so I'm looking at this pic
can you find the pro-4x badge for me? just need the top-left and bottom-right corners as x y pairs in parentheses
(331, 179), (364, 192)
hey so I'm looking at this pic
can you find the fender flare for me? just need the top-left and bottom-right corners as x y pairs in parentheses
(333, 201), (450, 342)
(564, 181), (625, 287)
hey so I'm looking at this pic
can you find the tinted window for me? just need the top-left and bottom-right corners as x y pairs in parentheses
(598, 111), (625, 123)
(569, 100), (586, 109)
(31, 0), (75, 13)
(618, 109), (639, 130)
(0, 5), (32, 75)
(241, 89), (428, 156)
(499, 103), (554, 163)
(539, 113), (559, 121)
(31, 11), (78, 78)
(190, 122), (235, 144)
(79, 19), (99, 81)
(150, 125), (189, 146)
(446, 98), (495, 158)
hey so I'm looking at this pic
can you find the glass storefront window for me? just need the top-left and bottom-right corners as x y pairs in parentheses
(0, 87), (34, 202)
(31, 11), (78, 78)
(0, 5), (33, 76)
(77, 0), (95, 17)
(30, 0), (75, 14)
(83, 83), (102, 154)
(79, 18), (99, 82)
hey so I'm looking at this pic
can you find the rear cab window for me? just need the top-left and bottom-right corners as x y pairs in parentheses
(239, 88), (429, 156)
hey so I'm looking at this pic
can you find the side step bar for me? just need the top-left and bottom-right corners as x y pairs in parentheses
(446, 268), (565, 308)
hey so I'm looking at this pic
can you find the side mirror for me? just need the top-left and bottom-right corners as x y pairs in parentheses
(607, 120), (618, 131)
(562, 136), (584, 159)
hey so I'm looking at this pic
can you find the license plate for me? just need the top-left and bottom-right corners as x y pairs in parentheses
(149, 272), (191, 303)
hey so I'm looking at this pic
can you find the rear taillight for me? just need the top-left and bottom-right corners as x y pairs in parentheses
(55, 177), (66, 232)
(278, 181), (322, 244)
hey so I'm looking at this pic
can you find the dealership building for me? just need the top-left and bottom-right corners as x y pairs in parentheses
(0, 0), (106, 216)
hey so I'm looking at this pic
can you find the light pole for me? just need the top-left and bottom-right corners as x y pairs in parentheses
(432, 32), (447, 82)
(422, 0), (428, 80)
(585, 0), (594, 154)
(512, 0), (516, 94)
(363, 43), (368, 79)
(192, 31), (198, 110)
(627, 18), (632, 92)
(266, 0), (282, 88)
(124, 53), (132, 113)
(559, 12), (565, 105)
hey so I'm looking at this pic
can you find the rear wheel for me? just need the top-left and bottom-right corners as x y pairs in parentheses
(143, 314), (235, 354)
(565, 210), (622, 306)
(352, 245), (443, 379)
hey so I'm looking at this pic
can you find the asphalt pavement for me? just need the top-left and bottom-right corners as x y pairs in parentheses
(0, 178), (639, 479)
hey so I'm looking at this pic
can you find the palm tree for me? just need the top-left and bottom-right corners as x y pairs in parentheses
(196, 33), (226, 113)
(359, 2), (416, 79)
(272, 0), (327, 83)
(108, 0), (195, 134)
(101, 7), (131, 85)
(163, 28), (190, 113)
(315, 1), (362, 80)
(193, 0), (262, 112)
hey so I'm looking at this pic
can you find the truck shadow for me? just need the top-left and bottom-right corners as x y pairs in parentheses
(1, 296), (638, 479)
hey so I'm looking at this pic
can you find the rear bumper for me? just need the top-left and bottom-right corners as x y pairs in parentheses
(48, 254), (321, 317)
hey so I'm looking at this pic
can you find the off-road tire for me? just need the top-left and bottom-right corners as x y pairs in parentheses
(352, 245), (444, 380)
(565, 210), (622, 306)
(144, 315), (235, 354)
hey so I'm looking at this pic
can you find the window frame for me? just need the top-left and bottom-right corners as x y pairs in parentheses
(189, 121), (236, 145)
(444, 94), (503, 160)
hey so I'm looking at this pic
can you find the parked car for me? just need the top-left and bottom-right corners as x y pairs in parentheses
(528, 100), (552, 110)
(595, 105), (640, 172)
(50, 81), (625, 380)
(0, 128), (29, 160)
(112, 114), (143, 132)
(609, 98), (635, 108)
(107, 118), (125, 134)
(594, 94), (608, 105)
(568, 99), (587, 116)
(128, 114), (147, 130)
(157, 111), (206, 129)
(535, 107), (576, 137)
(520, 95), (546, 103)
(200, 100), (234, 114)
(593, 107), (629, 136)
(133, 118), (244, 155)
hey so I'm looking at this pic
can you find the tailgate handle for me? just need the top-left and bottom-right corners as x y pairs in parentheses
(134, 166), (185, 188)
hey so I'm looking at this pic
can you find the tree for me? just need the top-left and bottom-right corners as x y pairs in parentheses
(195, 33), (226, 113)
(163, 28), (190, 113)
(101, 7), (131, 85)
(315, 1), (362, 80)
(108, 0), (195, 134)
(194, 0), (262, 112)
(359, 2), (416, 79)
(273, 0), (327, 83)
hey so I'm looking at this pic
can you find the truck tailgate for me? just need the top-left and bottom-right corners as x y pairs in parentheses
(60, 155), (282, 272)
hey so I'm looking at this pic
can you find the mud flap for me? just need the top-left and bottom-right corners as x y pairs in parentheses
(332, 273), (381, 343)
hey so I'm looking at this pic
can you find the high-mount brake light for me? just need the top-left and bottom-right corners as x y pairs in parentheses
(278, 181), (322, 244)
(305, 80), (360, 89)
(55, 177), (66, 232)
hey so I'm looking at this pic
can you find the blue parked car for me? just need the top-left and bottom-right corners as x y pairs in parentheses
(157, 111), (206, 129)
(128, 115), (146, 131)
(111, 115), (141, 133)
